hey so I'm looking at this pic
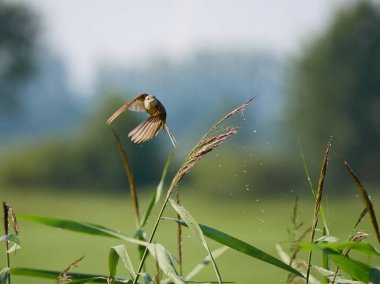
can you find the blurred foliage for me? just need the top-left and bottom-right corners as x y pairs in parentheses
(0, 94), (167, 190)
(0, 1), (39, 111)
(186, 148), (306, 198)
(288, 2), (380, 183)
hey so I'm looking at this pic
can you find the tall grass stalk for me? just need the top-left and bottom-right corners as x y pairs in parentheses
(305, 137), (332, 284)
(2, 202), (18, 284)
(176, 188), (183, 275)
(111, 128), (140, 228)
(2, 202), (11, 284)
(299, 143), (330, 235)
(132, 97), (255, 284)
(338, 157), (380, 245)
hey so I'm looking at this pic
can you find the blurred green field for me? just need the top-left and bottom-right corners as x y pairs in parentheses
(1, 187), (379, 284)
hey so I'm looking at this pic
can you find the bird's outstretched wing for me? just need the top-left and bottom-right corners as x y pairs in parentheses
(128, 116), (164, 144)
(106, 94), (147, 125)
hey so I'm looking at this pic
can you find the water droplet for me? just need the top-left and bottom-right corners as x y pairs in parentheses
(253, 130), (257, 133)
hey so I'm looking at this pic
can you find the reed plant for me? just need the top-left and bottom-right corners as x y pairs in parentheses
(1, 98), (379, 283)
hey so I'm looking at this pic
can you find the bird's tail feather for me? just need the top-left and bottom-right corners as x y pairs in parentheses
(163, 123), (177, 147)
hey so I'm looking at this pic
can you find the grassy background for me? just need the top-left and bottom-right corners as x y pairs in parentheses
(1, 187), (379, 283)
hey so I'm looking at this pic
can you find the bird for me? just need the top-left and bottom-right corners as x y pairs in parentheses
(106, 94), (177, 147)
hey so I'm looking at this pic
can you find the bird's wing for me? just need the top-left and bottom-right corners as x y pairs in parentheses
(106, 94), (147, 125)
(128, 116), (163, 144)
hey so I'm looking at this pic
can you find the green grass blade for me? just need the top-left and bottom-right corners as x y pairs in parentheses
(140, 151), (175, 228)
(112, 128), (140, 227)
(109, 246), (119, 280)
(10, 268), (130, 283)
(110, 245), (137, 279)
(329, 255), (374, 283)
(300, 242), (380, 282)
(185, 247), (228, 281)
(299, 242), (380, 257)
(146, 243), (185, 284)
(169, 199), (222, 284)
(163, 217), (304, 279)
(338, 157), (380, 245)
(354, 208), (368, 229)
(156, 151), (175, 204)
(19, 215), (146, 246)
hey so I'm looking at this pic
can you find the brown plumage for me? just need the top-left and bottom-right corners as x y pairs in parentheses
(106, 94), (176, 147)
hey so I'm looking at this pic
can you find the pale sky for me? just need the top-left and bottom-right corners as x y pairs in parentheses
(12, 0), (348, 91)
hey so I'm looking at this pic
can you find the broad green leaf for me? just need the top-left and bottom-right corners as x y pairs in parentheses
(300, 243), (377, 283)
(140, 151), (174, 228)
(109, 247), (119, 279)
(0, 268), (10, 284)
(163, 218), (304, 279)
(0, 234), (20, 245)
(19, 215), (145, 246)
(299, 242), (380, 256)
(329, 255), (372, 282)
(185, 247), (228, 281)
(169, 199), (222, 284)
(110, 245), (137, 279)
(146, 243), (184, 284)
(10, 268), (130, 283)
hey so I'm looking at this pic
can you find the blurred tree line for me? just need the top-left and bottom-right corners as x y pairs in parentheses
(0, 1), (38, 111)
(288, 1), (380, 184)
(0, 1), (379, 194)
(0, 95), (166, 189)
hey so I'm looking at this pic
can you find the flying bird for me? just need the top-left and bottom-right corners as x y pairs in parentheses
(106, 94), (176, 147)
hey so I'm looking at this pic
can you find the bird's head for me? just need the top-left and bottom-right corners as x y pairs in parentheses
(144, 95), (157, 109)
